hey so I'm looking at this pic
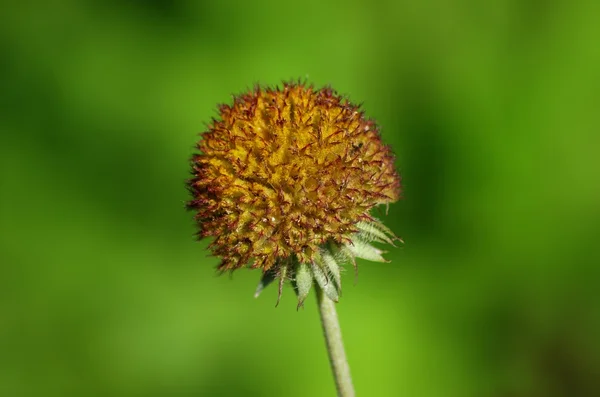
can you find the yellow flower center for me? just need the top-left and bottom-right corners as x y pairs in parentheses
(188, 82), (400, 271)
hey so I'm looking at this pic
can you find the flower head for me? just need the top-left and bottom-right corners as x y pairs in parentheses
(188, 81), (401, 306)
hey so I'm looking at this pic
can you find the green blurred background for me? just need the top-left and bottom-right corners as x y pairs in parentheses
(2, 1), (599, 396)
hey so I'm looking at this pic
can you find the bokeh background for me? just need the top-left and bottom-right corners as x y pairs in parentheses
(2, 1), (599, 396)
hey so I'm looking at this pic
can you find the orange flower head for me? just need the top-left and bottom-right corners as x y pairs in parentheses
(187, 81), (401, 304)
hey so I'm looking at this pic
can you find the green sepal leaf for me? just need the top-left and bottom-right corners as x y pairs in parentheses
(344, 238), (389, 262)
(275, 264), (288, 307)
(328, 242), (358, 284)
(311, 260), (339, 303)
(254, 268), (277, 298)
(293, 261), (312, 309)
(321, 247), (342, 294)
(355, 220), (397, 246)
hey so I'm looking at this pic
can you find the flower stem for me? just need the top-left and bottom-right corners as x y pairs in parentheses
(315, 284), (355, 397)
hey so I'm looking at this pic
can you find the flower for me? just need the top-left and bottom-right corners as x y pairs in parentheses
(188, 81), (401, 306)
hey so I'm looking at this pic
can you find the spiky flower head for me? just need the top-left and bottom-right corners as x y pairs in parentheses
(188, 81), (402, 306)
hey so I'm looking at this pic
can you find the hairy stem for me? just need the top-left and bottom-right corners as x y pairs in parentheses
(315, 284), (355, 397)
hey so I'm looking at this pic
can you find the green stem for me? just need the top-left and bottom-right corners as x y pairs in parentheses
(315, 284), (355, 397)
